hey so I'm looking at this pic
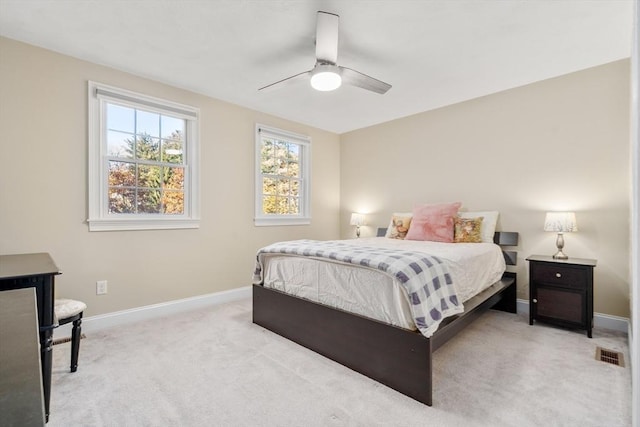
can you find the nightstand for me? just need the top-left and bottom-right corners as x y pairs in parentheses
(526, 255), (597, 338)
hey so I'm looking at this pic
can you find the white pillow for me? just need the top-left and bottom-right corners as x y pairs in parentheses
(457, 211), (499, 243)
(384, 212), (412, 238)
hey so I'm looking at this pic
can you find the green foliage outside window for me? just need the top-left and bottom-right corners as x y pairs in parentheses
(260, 137), (301, 215)
(106, 103), (186, 214)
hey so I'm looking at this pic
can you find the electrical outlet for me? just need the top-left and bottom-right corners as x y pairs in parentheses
(96, 280), (108, 295)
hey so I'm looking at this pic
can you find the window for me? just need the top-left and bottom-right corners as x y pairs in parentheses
(88, 81), (200, 231)
(255, 124), (310, 226)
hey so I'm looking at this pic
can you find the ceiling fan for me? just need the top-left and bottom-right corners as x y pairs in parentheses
(258, 11), (392, 94)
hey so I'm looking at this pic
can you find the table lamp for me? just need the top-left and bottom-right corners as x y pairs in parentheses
(350, 213), (365, 238)
(543, 212), (577, 259)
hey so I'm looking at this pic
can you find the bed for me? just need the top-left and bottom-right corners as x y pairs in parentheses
(252, 229), (518, 406)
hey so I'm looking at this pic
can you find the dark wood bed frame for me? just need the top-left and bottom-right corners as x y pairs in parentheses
(252, 231), (519, 406)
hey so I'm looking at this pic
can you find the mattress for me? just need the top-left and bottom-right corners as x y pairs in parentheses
(260, 237), (506, 331)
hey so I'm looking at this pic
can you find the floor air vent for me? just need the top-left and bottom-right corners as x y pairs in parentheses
(53, 334), (86, 346)
(595, 346), (624, 367)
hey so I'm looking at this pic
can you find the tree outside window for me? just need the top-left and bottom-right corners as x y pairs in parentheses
(106, 104), (186, 215)
(255, 125), (310, 226)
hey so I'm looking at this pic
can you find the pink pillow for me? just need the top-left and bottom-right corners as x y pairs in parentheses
(405, 202), (462, 243)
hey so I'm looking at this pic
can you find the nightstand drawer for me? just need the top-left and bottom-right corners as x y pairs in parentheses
(531, 264), (587, 289)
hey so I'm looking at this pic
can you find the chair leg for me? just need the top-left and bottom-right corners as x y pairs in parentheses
(70, 314), (83, 373)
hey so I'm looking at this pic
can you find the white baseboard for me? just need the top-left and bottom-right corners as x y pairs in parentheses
(516, 298), (629, 333)
(54, 290), (628, 338)
(55, 286), (251, 338)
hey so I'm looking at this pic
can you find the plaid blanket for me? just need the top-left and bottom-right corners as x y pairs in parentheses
(254, 240), (463, 338)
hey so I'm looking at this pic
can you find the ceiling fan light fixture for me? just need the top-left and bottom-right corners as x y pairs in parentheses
(310, 67), (342, 91)
(258, 12), (391, 94)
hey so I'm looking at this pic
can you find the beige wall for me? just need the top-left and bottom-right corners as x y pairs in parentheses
(341, 60), (631, 317)
(0, 37), (341, 316)
(0, 37), (631, 319)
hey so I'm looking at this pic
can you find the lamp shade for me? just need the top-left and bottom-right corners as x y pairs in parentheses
(543, 212), (578, 232)
(350, 213), (365, 226)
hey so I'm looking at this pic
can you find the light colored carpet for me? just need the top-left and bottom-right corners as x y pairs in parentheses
(48, 298), (630, 426)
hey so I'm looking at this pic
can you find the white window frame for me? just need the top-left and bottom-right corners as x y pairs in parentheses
(255, 124), (311, 226)
(87, 81), (200, 231)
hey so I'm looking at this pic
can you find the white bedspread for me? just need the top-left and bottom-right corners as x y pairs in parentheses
(259, 237), (506, 331)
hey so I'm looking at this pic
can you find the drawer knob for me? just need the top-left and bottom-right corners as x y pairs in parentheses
(533, 299), (537, 303)
(555, 273), (562, 278)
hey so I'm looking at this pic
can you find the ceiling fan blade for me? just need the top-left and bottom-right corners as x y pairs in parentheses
(315, 11), (339, 64)
(339, 67), (392, 94)
(258, 70), (311, 92)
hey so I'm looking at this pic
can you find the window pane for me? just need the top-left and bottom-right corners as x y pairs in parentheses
(136, 136), (160, 161)
(137, 189), (162, 213)
(107, 131), (134, 158)
(108, 161), (136, 186)
(162, 138), (183, 164)
(138, 165), (162, 188)
(162, 190), (184, 214)
(161, 116), (185, 139)
(290, 197), (300, 214)
(276, 197), (289, 214)
(108, 188), (135, 213)
(262, 138), (273, 153)
(275, 141), (287, 161)
(290, 179), (299, 196)
(261, 139), (276, 174)
(278, 178), (290, 195)
(263, 177), (276, 195)
(136, 110), (160, 137)
(107, 104), (135, 133)
(287, 160), (299, 177)
(262, 195), (277, 214)
(261, 156), (276, 174)
(164, 166), (184, 190)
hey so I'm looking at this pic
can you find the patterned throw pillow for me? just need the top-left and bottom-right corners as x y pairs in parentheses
(405, 202), (462, 243)
(458, 211), (499, 243)
(388, 215), (412, 239)
(454, 216), (484, 243)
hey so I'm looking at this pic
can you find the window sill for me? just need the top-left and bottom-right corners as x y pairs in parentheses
(88, 217), (200, 232)
(254, 217), (310, 227)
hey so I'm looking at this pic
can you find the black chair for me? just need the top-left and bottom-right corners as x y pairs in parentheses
(54, 299), (86, 372)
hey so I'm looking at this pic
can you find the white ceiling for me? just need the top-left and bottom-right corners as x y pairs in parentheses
(0, 0), (633, 134)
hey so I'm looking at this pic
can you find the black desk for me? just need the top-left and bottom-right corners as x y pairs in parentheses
(0, 253), (60, 423)
(0, 288), (46, 426)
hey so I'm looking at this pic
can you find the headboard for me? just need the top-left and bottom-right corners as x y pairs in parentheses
(493, 232), (519, 265)
(375, 228), (519, 266)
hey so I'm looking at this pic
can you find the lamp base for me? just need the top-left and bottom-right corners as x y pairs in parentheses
(552, 250), (568, 260)
(552, 233), (568, 259)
